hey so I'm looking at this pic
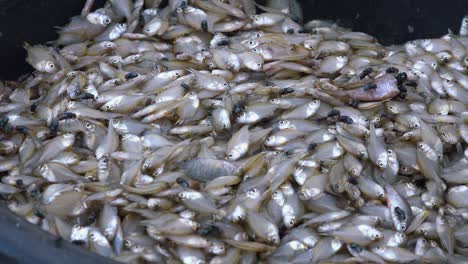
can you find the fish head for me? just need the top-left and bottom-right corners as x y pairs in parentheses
(44, 61), (57, 73)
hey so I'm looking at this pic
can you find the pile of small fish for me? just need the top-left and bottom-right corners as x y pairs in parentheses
(1, 0), (468, 263)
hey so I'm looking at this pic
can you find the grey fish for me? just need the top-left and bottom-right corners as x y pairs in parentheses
(181, 158), (237, 182)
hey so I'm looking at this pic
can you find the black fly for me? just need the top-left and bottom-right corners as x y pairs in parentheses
(338, 115), (354, 124)
(57, 112), (77, 121)
(279, 87), (294, 95)
(386, 67), (399, 74)
(359, 67), (373, 79)
(394, 206), (406, 221)
(232, 101), (246, 117)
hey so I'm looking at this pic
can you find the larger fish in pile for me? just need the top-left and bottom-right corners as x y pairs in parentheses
(1, 0), (468, 263)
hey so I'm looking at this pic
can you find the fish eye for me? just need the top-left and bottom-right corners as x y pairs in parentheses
(359, 152), (367, 158)
(299, 191), (308, 199)
(73, 224), (80, 229)
(378, 193), (384, 198)
(400, 224), (407, 230)
(387, 149), (393, 154)
(313, 100), (319, 104)
(288, 219), (295, 226)
(373, 233), (381, 239)
(223, 83), (228, 86)
(49, 64), (55, 68)
(248, 41), (254, 45)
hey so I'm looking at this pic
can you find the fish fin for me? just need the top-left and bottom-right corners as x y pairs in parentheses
(447, 28), (455, 36)
(186, 68), (197, 74)
(23, 42), (32, 50)
(253, 2), (284, 15)
(455, 142), (463, 153)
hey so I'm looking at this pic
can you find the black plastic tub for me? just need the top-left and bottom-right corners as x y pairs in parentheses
(0, 0), (467, 263)
(1, 0), (468, 80)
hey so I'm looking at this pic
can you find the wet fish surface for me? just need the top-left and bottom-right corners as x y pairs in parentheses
(1, 1), (468, 263)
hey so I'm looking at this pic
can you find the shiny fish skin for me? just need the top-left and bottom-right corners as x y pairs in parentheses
(368, 122), (388, 169)
(385, 185), (413, 233)
(181, 158), (236, 182)
(2, 1), (468, 263)
(24, 43), (58, 73)
(226, 125), (249, 160)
